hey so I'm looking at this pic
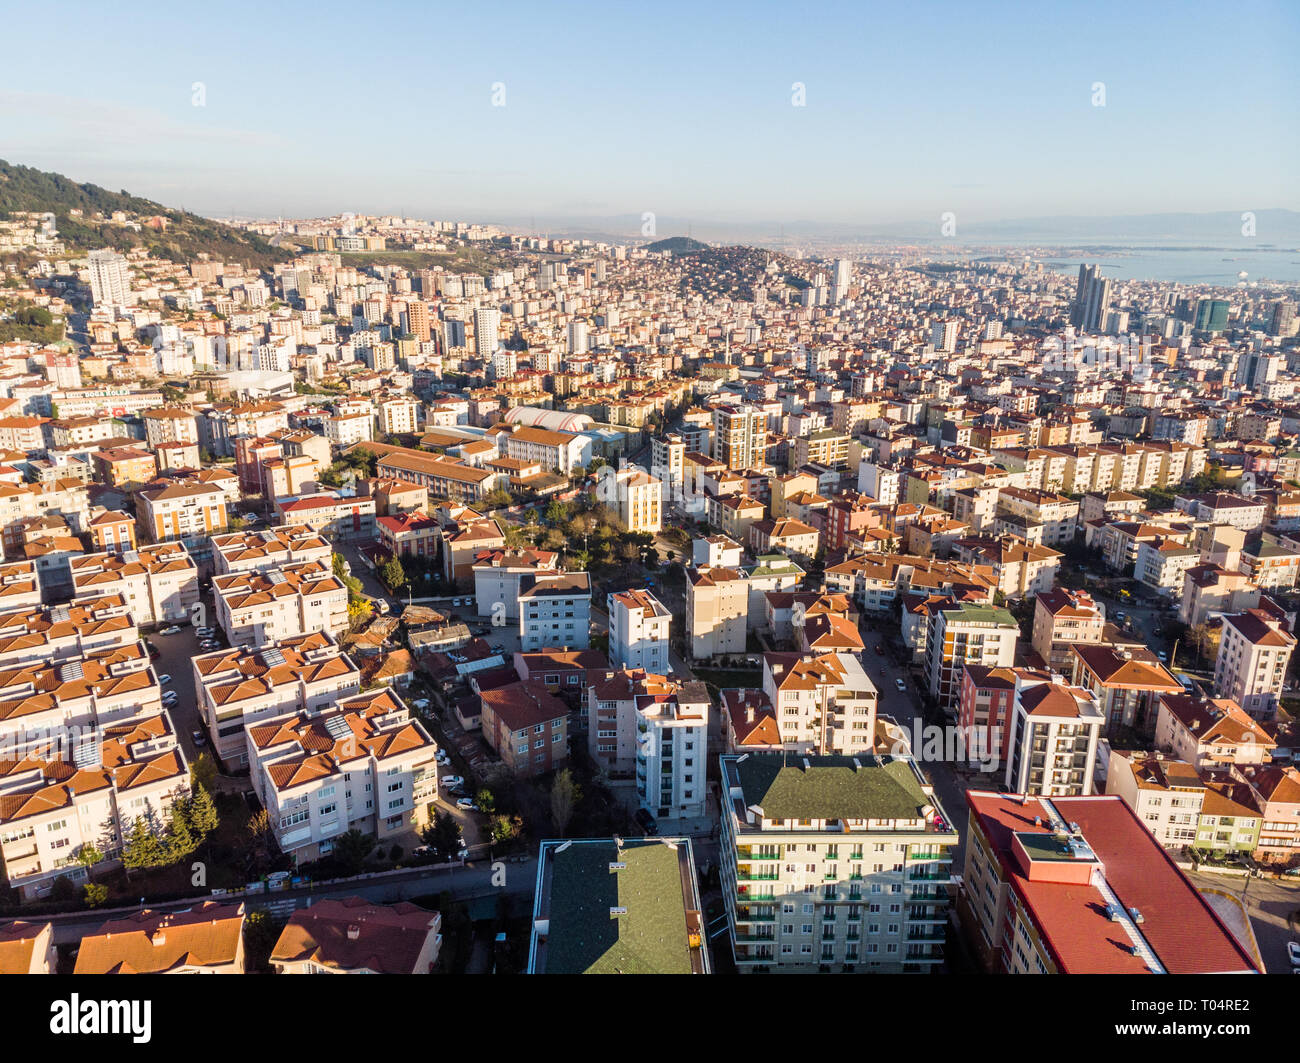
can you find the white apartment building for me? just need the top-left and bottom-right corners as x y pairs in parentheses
(246, 687), (438, 865)
(472, 548), (558, 621)
(762, 652), (879, 754)
(192, 632), (361, 769)
(636, 680), (710, 819)
(925, 602), (1019, 712)
(0, 713), (188, 901)
(0, 592), (138, 669)
(1105, 750), (1206, 849)
(137, 480), (229, 547)
(519, 571), (591, 651)
(1003, 674), (1104, 797)
(687, 565), (749, 660)
(1213, 609), (1298, 719)
(607, 589), (671, 674)
(86, 249), (130, 306)
(212, 524), (333, 576)
(213, 560), (349, 650)
(378, 395), (420, 436)
(70, 543), (200, 627)
(720, 753), (958, 973)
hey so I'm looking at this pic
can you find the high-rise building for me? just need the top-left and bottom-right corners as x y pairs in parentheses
(720, 753), (958, 973)
(959, 791), (1259, 974)
(931, 319), (959, 353)
(443, 318), (467, 350)
(1213, 608), (1297, 719)
(404, 299), (430, 342)
(474, 307), (500, 357)
(1069, 264), (1112, 332)
(1193, 298), (1230, 334)
(567, 320), (588, 354)
(87, 249), (130, 306)
(711, 404), (766, 470)
(1269, 300), (1295, 337)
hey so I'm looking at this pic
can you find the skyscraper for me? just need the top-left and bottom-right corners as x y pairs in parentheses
(404, 300), (430, 342)
(567, 320), (588, 355)
(474, 307), (500, 357)
(1193, 298), (1230, 334)
(1069, 264), (1111, 332)
(87, 249), (130, 306)
(931, 319), (959, 353)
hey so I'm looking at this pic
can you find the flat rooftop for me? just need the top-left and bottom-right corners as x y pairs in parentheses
(528, 837), (708, 975)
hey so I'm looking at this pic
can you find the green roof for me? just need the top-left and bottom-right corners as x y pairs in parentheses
(749, 555), (804, 577)
(732, 754), (933, 821)
(946, 603), (1017, 627)
(541, 839), (694, 974)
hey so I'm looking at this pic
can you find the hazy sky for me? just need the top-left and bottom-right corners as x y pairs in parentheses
(3, 0), (1296, 229)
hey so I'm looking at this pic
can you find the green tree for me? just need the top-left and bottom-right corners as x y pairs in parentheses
(122, 817), (166, 872)
(190, 752), (218, 793)
(334, 829), (373, 875)
(83, 882), (109, 908)
(166, 801), (199, 861)
(475, 788), (496, 815)
(188, 784), (220, 838)
(550, 769), (580, 836)
(489, 814), (523, 846)
(380, 555), (407, 592)
(421, 809), (464, 860)
(75, 843), (103, 870)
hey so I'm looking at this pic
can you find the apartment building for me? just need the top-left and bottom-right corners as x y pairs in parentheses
(587, 668), (674, 777)
(487, 423), (589, 475)
(924, 602), (1019, 713)
(0, 712), (187, 900)
(377, 395), (420, 436)
(1213, 608), (1297, 719)
(70, 543), (199, 627)
(1030, 588), (1105, 673)
(711, 405), (766, 470)
(275, 492), (377, 542)
(607, 589), (671, 674)
(635, 679), (710, 819)
(472, 548), (558, 621)
(434, 506), (504, 586)
(687, 565), (749, 660)
(1003, 674), (1104, 797)
(1105, 750), (1208, 849)
(959, 792), (1258, 973)
(1154, 693), (1276, 769)
(141, 407), (199, 448)
(212, 524), (332, 576)
(137, 480), (229, 547)
(616, 467), (662, 533)
(74, 903), (245, 974)
(478, 679), (569, 777)
(761, 652), (879, 754)
(720, 753), (958, 973)
(793, 429), (850, 470)
(377, 510), (441, 561)
(271, 897), (442, 974)
(0, 593), (137, 669)
(213, 560), (348, 649)
(0, 560), (42, 612)
(86, 508), (137, 555)
(527, 837), (709, 974)
(192, 632), (361, 769)
(519, 571), (591, 651)
(246, 687), (438, 864)
(0, 921), (56, 974)
(376, 449), (501, 503)
(0, 639), (164, 762)
(1069, 644), (1183, 738)
(0, 479), (89, 555)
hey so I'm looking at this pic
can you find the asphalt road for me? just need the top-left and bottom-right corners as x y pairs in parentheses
(1184, 868), (1300, 974)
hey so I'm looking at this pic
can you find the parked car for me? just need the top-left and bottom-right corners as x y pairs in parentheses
(158, 625), (182, 636)
(457, 847), (470, 860)
(191, 729), (207, 747)
(1156, 650), (1168, 661)
(451, 598), (463, 607)
(412, 699), (431, 710)
(1288, 941), (1300, 967)
(435, 749), (450, 765)
(441, 775), (465, 789)
(157, 673), (172, 685)
(491, 644), (506, 655)
(895, 678), (907, 691)
(199, 640), (220, 650)
(634, 808), (659, 836)
(455, 797), (479, 811)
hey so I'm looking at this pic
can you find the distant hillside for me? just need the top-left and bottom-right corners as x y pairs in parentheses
(0, 159), (291, 269)
(645, 235), (709, 254)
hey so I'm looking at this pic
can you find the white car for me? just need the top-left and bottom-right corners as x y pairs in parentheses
(441, 775), (465, 789)
(895, 678), (907, 691)
(1288, 941), (1300, 967)
(455, 797), (479, 812)
(158, 625), (182, 636)
(435, 750), (450, 765)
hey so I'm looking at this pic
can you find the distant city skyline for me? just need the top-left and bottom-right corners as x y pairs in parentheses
(3, 1), (1297, 230)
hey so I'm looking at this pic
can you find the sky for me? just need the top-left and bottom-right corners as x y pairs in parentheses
(1, 0), (1297, 234)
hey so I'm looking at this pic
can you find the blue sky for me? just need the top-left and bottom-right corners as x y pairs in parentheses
(2, 0), (1296, 229)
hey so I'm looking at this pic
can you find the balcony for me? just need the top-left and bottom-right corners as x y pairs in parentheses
(736, 869), (778, 882)
(908, 870), (955, 883)
(907, 929), (946, 942)
(906, 851), (953, 862)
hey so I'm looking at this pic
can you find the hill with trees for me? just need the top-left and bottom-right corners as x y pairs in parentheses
(0, 159), (291, 268)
